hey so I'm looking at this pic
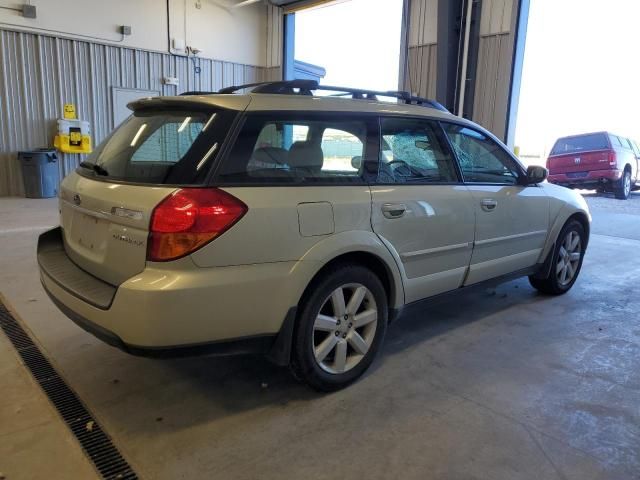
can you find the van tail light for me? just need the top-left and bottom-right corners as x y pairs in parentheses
(147, 188), (247, 262)
(608, 150), (617, 167)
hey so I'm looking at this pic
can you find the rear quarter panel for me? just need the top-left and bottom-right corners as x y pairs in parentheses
(189, 186), (406, 310)
(190, 186), (373, 266)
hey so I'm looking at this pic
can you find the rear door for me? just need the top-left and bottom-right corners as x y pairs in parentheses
(200, 112), (375, 268)
(60, 104), (239, 285)
(441, 122), (550, 285)
(369, 117), (475, 303)
(547, 133), (611, 175)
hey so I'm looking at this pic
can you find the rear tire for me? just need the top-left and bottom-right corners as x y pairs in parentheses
(290, 264), (388, 392)
(529, 219), (586, 295)
(614, 170), (632, 200)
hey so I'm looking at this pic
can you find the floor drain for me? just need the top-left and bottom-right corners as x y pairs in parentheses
(0, 301), (138, 480)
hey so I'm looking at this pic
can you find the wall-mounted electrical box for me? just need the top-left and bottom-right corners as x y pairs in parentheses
(22, 4), (36, 18)
(172, 38), (186, 52)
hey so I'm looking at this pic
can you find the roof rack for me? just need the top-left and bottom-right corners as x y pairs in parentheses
(216, 80), (449, 112)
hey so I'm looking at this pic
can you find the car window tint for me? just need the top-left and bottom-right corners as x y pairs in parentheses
(378, 118), (458, 184)
(131, 119), (205, 163)
(442, 123), (519, 185)
(78, 109), (234, 185)
(218, 115), (366, 184)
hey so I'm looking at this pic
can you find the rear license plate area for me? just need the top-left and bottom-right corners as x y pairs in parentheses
(70, 212), (107, 251)
(567, 171), (589, 179)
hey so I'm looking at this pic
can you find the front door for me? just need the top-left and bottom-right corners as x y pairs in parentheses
(370, 117), (475, 303)
(441, 123), (550, 285)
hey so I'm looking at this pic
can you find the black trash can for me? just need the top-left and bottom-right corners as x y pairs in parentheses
(18, 149), (59, 198)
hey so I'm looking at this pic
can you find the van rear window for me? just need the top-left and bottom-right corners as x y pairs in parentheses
(78, 108), (236, 185)
(550, 133), (609, 155)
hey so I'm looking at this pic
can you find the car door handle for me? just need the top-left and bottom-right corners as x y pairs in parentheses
(481, 198), (498, 211)
(381, 203), (407, 219)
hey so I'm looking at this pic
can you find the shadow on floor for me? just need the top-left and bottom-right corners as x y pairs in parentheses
(113, 277), (545, 430)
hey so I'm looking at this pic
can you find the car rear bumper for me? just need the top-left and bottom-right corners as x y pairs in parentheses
(38, 227), (315, 356)
(548, 169), (621, 187)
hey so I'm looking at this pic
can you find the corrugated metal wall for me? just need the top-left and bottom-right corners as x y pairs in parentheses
(266, 4), (283, 71)
(0, 26), (282, 196)
(471, 0), (517, 139)
(401, 0), (522, 143)
(401, 0), (438, 98)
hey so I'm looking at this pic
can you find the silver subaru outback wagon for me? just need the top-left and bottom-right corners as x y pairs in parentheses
(38, 80), (590, 391)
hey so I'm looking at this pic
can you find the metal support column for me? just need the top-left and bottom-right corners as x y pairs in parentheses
(505, 0), (530, 148)
(283, 13), (296, 81)
(435, 0), (462, 111)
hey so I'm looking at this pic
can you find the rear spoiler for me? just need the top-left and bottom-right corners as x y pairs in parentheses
(126, 95), (250, 113)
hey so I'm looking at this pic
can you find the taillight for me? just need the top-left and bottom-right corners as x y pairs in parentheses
(147, 188), (247, 262)
(546, 157), (551, 169)
(608, 150), (617, 167)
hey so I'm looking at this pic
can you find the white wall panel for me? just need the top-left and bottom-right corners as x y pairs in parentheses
(0, 0), (270, 66)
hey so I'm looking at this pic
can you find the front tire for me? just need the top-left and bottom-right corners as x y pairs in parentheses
(529, 219), (586, 295)
(614, 170), (631, 200)
(291, 264), (388, 392)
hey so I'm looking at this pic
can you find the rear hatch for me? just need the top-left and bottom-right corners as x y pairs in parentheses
(547, 132), (612, 175)
(59, 96), (245, 285)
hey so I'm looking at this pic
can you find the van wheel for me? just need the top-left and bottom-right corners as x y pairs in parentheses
(529, 219), (586, 295)
(614, 170), (631, 199)
(291, 265), (388, 392)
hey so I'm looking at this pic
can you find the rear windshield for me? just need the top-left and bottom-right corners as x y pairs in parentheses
(550, 133), (609, 155)
(78, 108), (236, 185)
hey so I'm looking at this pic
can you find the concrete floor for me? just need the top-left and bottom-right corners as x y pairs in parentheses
(1, 192), (639, 480)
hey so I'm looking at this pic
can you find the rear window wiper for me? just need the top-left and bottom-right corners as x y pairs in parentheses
(79, 161), (109, 176)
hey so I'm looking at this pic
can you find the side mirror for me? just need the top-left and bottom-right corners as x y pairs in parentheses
(524, 165), (548, 185)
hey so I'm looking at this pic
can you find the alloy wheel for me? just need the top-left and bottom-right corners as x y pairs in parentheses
(556, 230), (582, 286)
(312, 283), (378, 374)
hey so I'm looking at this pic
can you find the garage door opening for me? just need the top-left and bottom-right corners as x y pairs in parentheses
(515, 0), (640, 167)
(292, 0), (404, 91)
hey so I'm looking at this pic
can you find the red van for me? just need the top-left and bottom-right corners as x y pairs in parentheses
(547, 132), (639, 199)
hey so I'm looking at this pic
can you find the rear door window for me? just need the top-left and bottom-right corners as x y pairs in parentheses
(78, 108), (236, 185)
(217, 114), (370, 184)
(551, 133), (610, 155)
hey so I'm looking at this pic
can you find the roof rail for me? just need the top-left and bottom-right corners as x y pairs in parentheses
(218, 79), (318, 95)
(216, 80), (449, 112)
(180, 91), (215, 96)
